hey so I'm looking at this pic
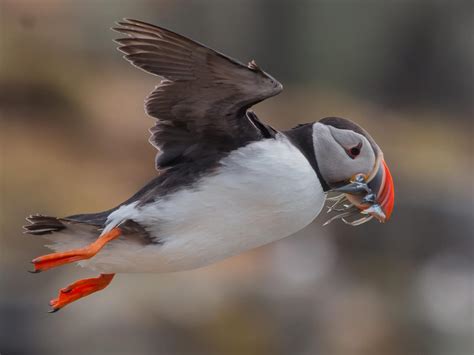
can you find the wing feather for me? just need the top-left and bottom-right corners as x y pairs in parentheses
(113, 18), (283, 169)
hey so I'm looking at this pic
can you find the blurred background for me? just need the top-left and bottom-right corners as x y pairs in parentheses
(1, 0), (473, 354)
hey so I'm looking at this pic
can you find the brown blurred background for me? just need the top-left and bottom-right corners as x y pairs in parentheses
(0, 1), (473, 354)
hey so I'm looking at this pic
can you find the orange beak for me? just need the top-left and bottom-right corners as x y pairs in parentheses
(366, 158), (395, 222)
(341, 157), (395, 223)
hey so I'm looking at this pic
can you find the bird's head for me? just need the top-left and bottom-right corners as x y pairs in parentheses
(312, 117), (394, 224)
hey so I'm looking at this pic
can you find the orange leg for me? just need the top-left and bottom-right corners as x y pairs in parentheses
(30, 227), (122, 273)
(49, 273), (115, 312)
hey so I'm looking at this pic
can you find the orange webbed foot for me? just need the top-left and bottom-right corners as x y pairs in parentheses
(31, 250), (94, 273)
(49, 273), (115, 312)
(30, 227), (122, 273)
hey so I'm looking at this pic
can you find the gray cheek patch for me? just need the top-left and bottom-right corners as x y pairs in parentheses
(312, 124), (376, 185)
(328, 125), (363, 151)
(313, 124), (350, 183)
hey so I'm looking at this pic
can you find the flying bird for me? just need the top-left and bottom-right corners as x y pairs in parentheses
(24, 19), (394, 312)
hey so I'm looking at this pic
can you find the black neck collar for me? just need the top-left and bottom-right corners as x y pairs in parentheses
(284, 123), (330, 192)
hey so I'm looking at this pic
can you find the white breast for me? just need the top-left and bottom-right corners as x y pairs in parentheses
(85, 135), (325, 273)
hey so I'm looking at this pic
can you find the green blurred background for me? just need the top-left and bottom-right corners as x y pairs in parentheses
(0, 1), (473, 354)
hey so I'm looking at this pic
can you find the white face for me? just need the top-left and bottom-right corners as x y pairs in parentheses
(312, 122), (376, 187)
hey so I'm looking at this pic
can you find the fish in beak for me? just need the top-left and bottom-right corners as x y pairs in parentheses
(326, 156), (394, 225)
(365, 158), (394, 222)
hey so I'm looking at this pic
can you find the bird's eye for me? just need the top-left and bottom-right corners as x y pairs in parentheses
(346, 143), (362, 159)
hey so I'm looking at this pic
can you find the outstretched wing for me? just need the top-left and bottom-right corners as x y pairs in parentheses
(113, 19), (283, 169)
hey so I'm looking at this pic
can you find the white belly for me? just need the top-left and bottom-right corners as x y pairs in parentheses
(84, 136), (325, 273)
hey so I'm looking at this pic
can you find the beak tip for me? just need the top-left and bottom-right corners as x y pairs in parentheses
(378, 159), (394, 222)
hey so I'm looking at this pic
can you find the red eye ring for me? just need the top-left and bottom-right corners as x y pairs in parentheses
(346, 142), (362, 159)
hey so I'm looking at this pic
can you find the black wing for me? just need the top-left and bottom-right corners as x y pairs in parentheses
(113, 19), (283, 169)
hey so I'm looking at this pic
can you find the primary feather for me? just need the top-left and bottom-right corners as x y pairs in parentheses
(113, 18), (283, 169)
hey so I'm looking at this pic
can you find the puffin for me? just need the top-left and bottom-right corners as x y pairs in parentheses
(24, 19), (394, 312)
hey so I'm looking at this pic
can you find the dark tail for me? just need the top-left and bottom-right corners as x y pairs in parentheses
(24, 210), (110, 236)
(23, 214), (106, 252)
(23, 215), (67, 235)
